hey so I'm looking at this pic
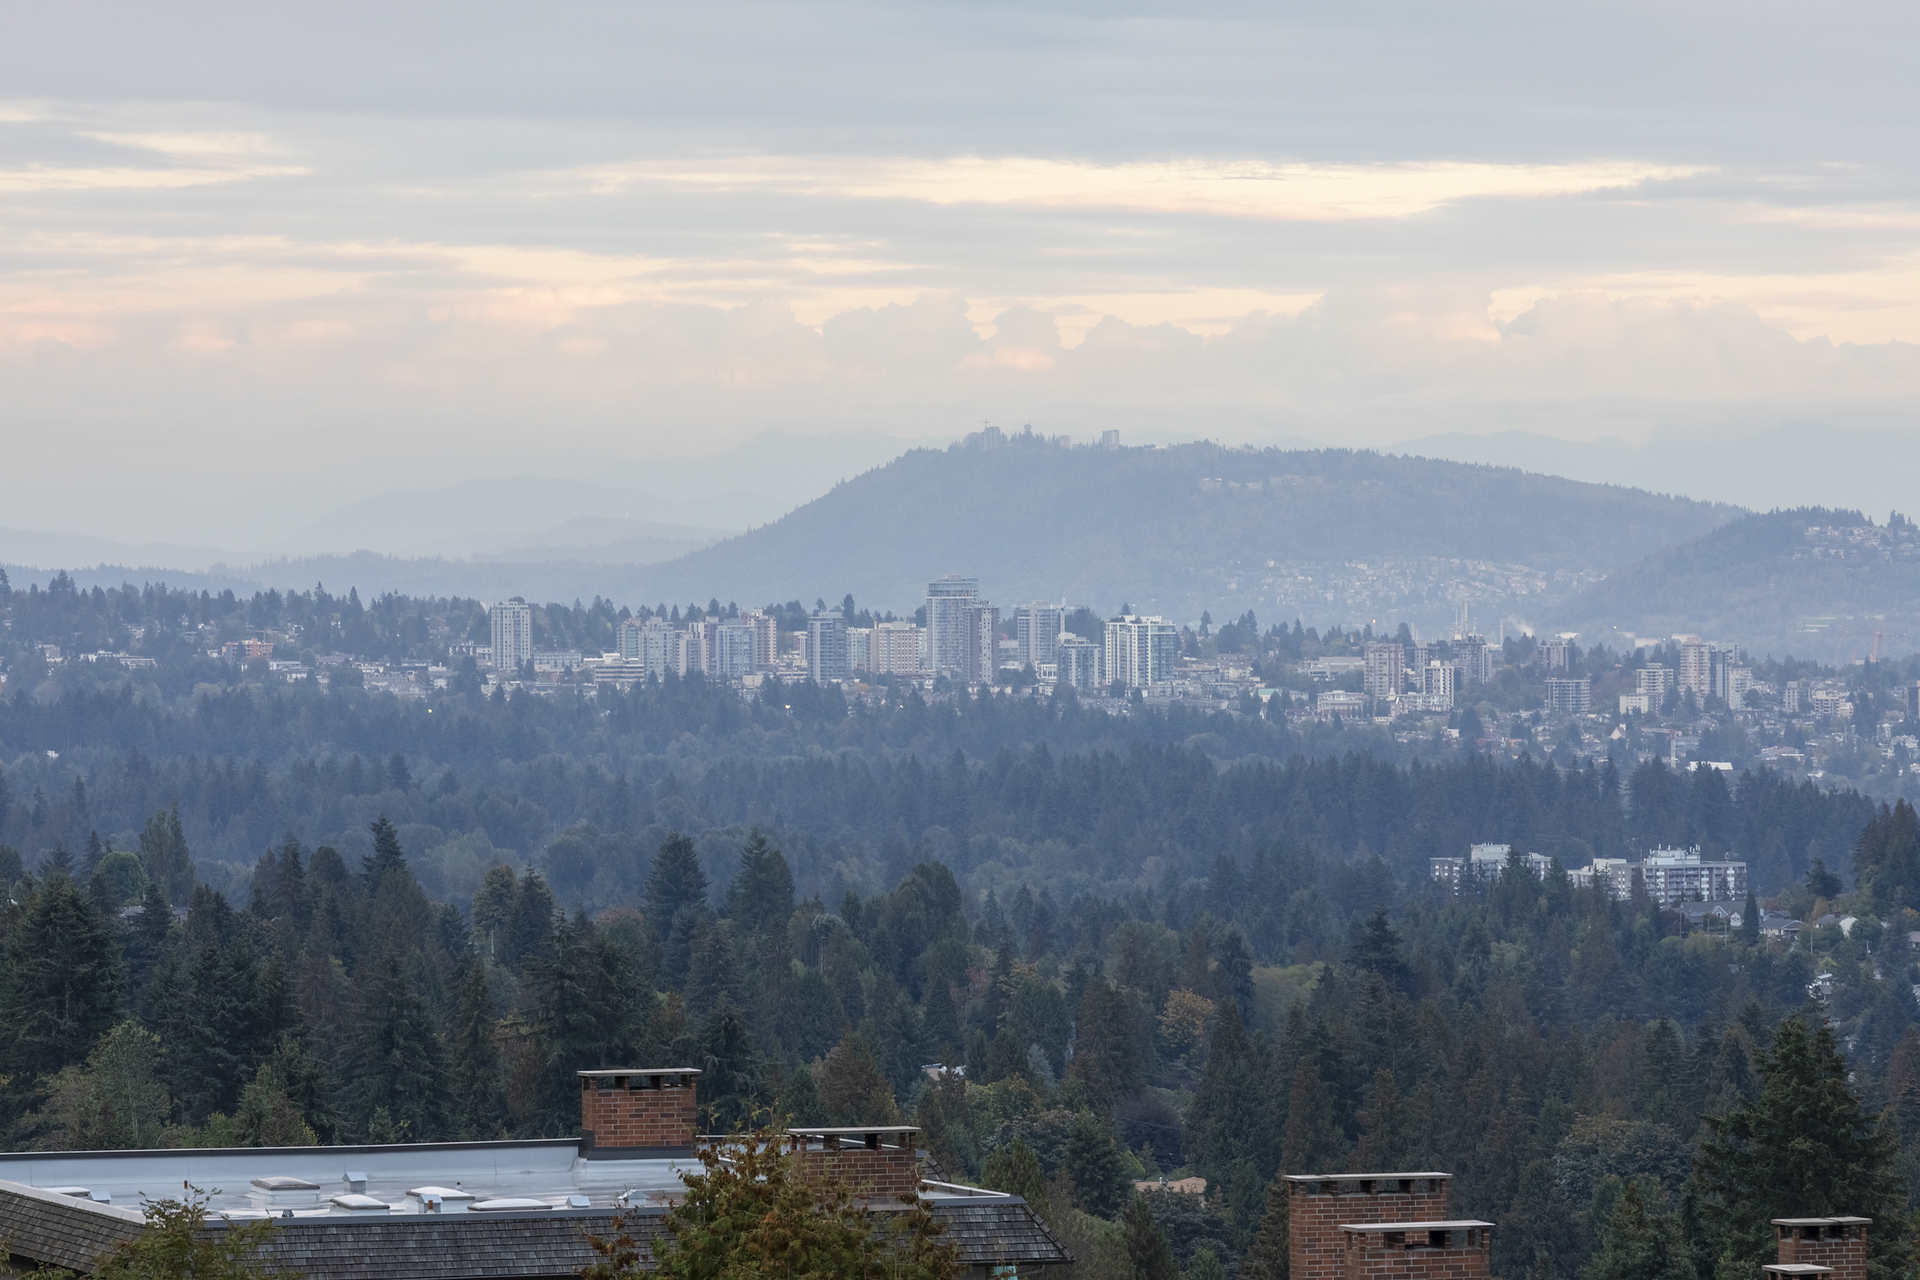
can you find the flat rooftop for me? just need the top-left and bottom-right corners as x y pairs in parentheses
(0, 1138), (1068, 1280)
(0, 1139), (690, 1217)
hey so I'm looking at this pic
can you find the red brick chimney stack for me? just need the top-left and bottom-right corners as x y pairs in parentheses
(1773, 1218), (1869, 1280)
(786, 1126), (922, 1199)
(1287, 1174), (1453, 1280)
(578, 1068), (700, 1158)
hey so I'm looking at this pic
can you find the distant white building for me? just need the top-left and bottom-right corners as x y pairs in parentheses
(491, 599), (533, 671)
(1431, 843), (1556, 888)
(869, 621), (923, 676)
(1619, 692), (1650, 715)
(1544, 678), (1591, 715)
(1636, 664), (1675, 703)
(1363, 641), (1403, 701)
(1105, 615), (1179, 691)
(808, 612), (849, 683)
(714, 622), (757, 678)
(1055, 634), (1103, 691)
(1568, 846), (1748, 905)
(1016, 603), (1065, 670)
(1423, 660), (1455, 704)
(739, 610), (777, 672)
(846, 626), (872, 674)
(925, 576), (981, 677)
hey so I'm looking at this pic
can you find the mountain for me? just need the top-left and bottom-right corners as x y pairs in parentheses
(1549, 507), (1920, 658)
(617, 440), (1739, 627)
(276, 478), (747, 559)
(1394, 422), (1920, 524)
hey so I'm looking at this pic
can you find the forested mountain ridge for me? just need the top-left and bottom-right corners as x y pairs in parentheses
(1552, 507), (1920, 656)
(595, 441), (1739, 620)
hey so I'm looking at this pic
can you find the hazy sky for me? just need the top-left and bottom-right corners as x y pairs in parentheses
(3, 1), (1918, 546)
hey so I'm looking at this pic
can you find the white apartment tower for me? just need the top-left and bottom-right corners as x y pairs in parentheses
(925, 576), (981, 677)
(1678, 635), (1713, 697)
(491, 599), (533, 670)
(1016, 603), (1065, 670)
(739, 610), (777, 672)
(1055, 635), (1102, 691)
(869, 622), (923, 676)
(1363, 641), (1403, 701)
(713, 623), (757, 679)
(1105, 615), (1179, 691)
(808, 612), (849, 683)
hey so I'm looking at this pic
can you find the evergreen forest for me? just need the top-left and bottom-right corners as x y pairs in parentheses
(4, 575), (1920, 1280)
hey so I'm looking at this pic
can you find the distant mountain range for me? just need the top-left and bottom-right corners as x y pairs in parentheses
(12, 442), (1917, 656)
(1548, 507), (1920, 659)
(609, 441), (1737, 627)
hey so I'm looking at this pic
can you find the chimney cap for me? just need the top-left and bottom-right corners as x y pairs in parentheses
(1339, 1220), (1493, 1233)
(577, 1067), (701, 1077)
(1764, 1267), (1834, 1276)
(1284, 1172), (1452, 1183)
(1772, 1218), (1871, 1226)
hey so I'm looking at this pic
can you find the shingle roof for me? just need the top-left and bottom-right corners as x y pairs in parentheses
(0, 1184), (1070, 1277)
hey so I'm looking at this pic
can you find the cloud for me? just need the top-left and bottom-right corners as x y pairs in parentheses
(578, 155), (1702, 222)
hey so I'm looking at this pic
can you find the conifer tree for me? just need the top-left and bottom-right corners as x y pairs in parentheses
(529, 917), (647, 1134)
(363, 814), (408, 888)
(724, 830), (794, 935)
(1066, 1110), (1132, 1218)
(137, 803), (194, 907)
(0, 873), (124, 1102)
(447, 961), (508, 1140)
(646, 832), (710, 937)
(1122, 1195), (1181, 1280)
(342, 945), (451, 1141)
(1693, 1012), (1909, 1280)
(982, 1137), (1051, 1209)
(695, 997), (761, 1132)
(1583, 1182), (1692, 1280)
(1280, 1059), (1347, 1174)
(773, 1063), (827, 1126)
(1239, 1178), (1290, 1280)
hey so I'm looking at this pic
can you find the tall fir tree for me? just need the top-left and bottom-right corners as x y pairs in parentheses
(1693, 1012), (1910, 1280)
(363, 814), (408, 888)
(342, 944), (452, 1141)
(136, 803), (194, 908)
(645, 832), (710, 938)
(0, 873), (125, 1109)
(447, 961), (509, 1140)
(1122, 1195), (1181, 1280)
(724, 830), (794, 936)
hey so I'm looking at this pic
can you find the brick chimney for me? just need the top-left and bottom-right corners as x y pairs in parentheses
(578, 1068), (700, 1158)
(1773, 1218), (1870, 1280)
(1338, 1220), (1493, 1280)
(1286, 1174), (1453, 1280)
(787, 1126), (922, 1199)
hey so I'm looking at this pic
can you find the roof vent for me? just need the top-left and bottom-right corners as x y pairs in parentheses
(330, 1194), (391, 1214)
(568, 1195), (591, 1208)
(344, 1172), (368, 1194)
(251, 1176), (319, 1192)
(408, 1186), (477, 1214)
(45, 1187), (90, 1199)
(470, 1197), (557, 1212)
(249, 1176), (323, 1210)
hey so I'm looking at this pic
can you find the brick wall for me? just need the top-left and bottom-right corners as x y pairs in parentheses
(792, 1146), (920, 1199)
(1777, 1221), (1869, 1280)
(580, 1076), (697, 1150)
(1290, 1178), (1452, 1280)
(1340, 1234), (1491, 1280)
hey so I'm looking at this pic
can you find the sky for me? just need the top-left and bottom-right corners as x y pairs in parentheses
(3, 1), (1918, 550)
